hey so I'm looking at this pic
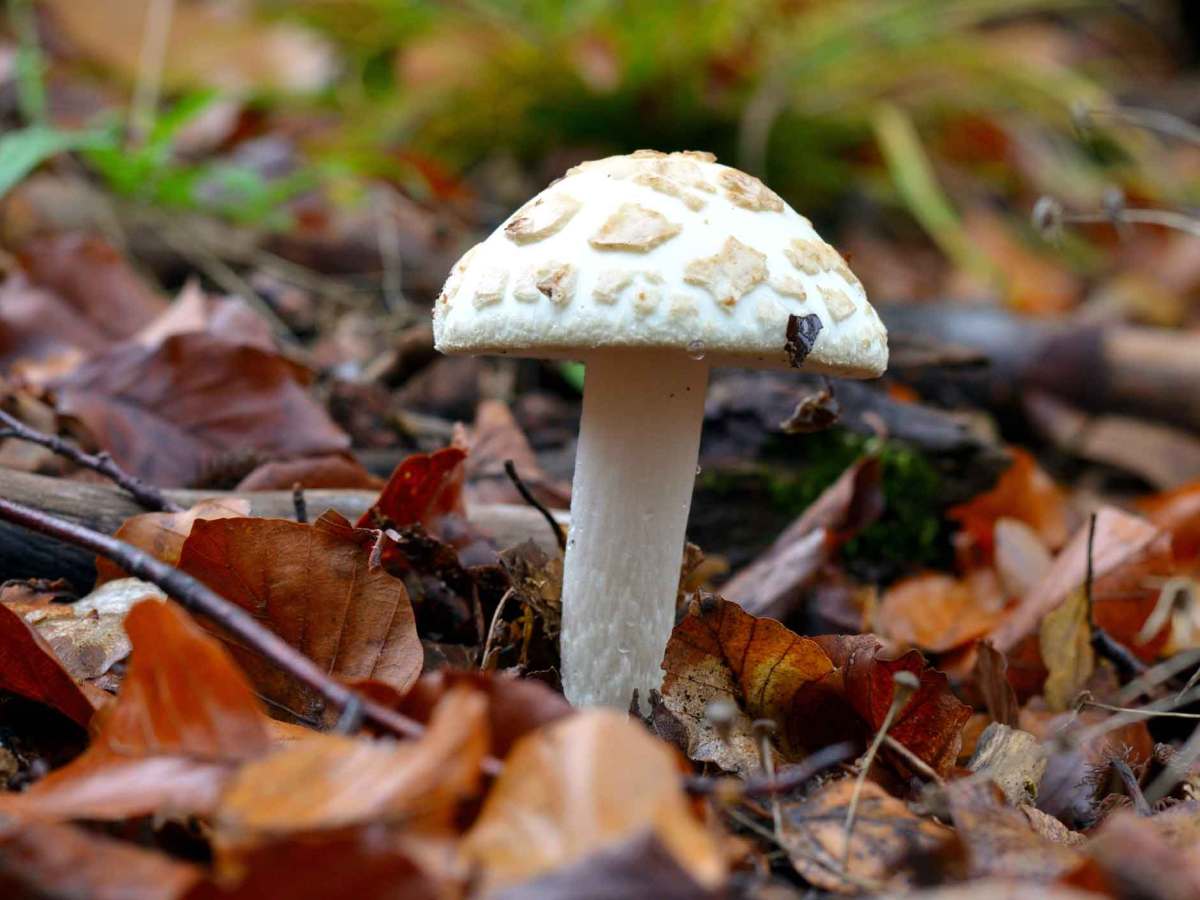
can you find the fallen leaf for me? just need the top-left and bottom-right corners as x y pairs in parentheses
(993, 517), (1053, 600)
(464, 400), (570, 509)
(0, 601), (95, 728)
(215, 685), (487, 840)
(723, 456), (883, 619)
(394, 669), (573, 759)
(1141, 478), (1200, 563)
(817, 634), (973, 777)
(134, 283), (277, 354)
(0, 818), (202, 899)
(0, 275), (111, 370)
(782, 777), (951, 894)
(660, 595), (835, 773)
(489, 832), (720, 900)
(878, 569), (1006, 653)
(95, 499), (252, 585)
(990, 507), (1167, 654)
(356, 446), (467, 540)
(51, 333), (350, 487)
(945, 780), (1083, 881)
(461, 710), (726, 894)
(18, 577), (166, 680)
(1064, 808), (1200, 899)
(973, 642), (1019, 728)
(235, 454), (381, 491)
(177, 512), (422, 723)
(949, 448), (1070, 557)
(184, 830), (447, 900)
(16, 233), (167, 343)
(1039, 587), (1094, 712)
(0, 600), (270, 822)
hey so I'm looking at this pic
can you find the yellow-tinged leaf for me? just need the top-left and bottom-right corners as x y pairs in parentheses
(1039, 587), (1093, 712)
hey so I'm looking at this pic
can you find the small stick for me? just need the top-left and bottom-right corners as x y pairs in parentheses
(685, 740), (855, 798)
(0, 495), (513, 773)
(0, 409), (181, 512)
(842, 671), (919, 869)
(291, 483), (307, 524)
(479, 587), (514, 670)
(882, 735), (943, 785)
(503, 459), (566, 553)
(1082, 512), (1147, 679)
(752, 718), (783, 841)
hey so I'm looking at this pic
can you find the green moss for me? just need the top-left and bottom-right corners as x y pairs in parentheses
(761, 430), (952, 578)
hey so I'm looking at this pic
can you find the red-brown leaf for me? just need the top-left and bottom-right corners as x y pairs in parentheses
(177, 512), (422, 722)
(50, 333), (350, 487)
(0, 602), (96, 728)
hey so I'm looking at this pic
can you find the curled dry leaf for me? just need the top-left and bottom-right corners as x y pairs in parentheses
(817, 634), (973, 777)
(357, 446), (468, 541)
(660, 595), (835, 774)
(782, 777), (951, 894)
(945, 780), (1084, 881)
(0, 601), (97, 728)
(0, 600), (270, 822)
(177, 512), (422, 724)
(95, 498), (252, 584)
(51, 333), (350, 487)
(215, 685), (488, 843)
(460, 709), (726, 895)
(0, 819), (202, 900)
(465, 399), (570, 509)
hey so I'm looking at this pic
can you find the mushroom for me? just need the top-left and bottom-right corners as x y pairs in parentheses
(433, 150), (887, 709)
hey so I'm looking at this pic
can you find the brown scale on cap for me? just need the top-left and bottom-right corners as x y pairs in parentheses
(683, 237), (767, 309)
(589, 203), (682, 252)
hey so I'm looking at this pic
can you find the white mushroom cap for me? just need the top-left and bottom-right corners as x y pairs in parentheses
(433, 150), (887, 378)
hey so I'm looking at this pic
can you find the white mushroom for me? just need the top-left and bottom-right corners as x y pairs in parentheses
(433, 150), (887, 710)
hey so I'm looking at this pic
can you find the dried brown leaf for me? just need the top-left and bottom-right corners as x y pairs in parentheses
(0, 600), (270, 822)
(660, 595), (835, 773)
(783, 777), (951, 894)
(461, 710), (725, 894)
(177, 512), (422, 722)
(946, 780), (1083, 881)
(95, 498), (251, 585)
(51, 333), (350, 487)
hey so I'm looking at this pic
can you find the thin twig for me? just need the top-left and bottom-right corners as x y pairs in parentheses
(1081, 698), (1200, 721)
(292, 483), (307, 524)
(503, 459), (566, 553)
(0, 409), (181, 512)
(0, 496), (512, 769)
(882, 735), (944, 785)
(479, 587), (514, 671)
(684, 740), (855, 798)
(753, 719), (784, 841)
(1083, 511), (1147, 679)
(843, 671), (918, 869)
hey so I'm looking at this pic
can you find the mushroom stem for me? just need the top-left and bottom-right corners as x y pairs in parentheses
(560, 348), (709, 709)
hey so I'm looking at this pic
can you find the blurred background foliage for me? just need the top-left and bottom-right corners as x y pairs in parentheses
(7, 0), (1198, 320)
